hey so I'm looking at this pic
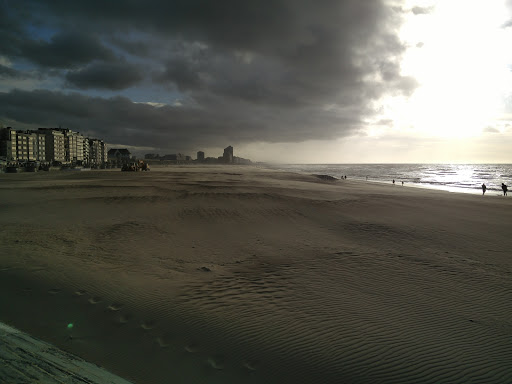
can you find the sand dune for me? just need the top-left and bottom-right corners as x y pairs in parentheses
(1, 166), (511, 383)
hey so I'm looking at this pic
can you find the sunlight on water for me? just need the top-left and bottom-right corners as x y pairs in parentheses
(267, 164), (512, 195)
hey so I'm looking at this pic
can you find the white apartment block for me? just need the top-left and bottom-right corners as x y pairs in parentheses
(39, 129), (66, 163)
(1, 127), (107, 165)
(83, 138), (90, 164)
(61, 129), (85, 163)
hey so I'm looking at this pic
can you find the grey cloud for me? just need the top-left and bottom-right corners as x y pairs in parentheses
(483, 127), (499, 133)
(1, 1), (113, 68)
(66, 61), (143, 90)
(411, 6), (434, 15)
(154, 57), (204, 92)
(2, 1), (417, 150)
(108, 36), (151, 56)
(0, 64), (25, 78)
(20, 31), (114, 68)
(0, 89), (361, 151)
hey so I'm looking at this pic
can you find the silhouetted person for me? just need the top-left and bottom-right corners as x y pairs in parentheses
(482, 183), (486, 195)
(392, 179), (395, 184)
(401, 181), (404, 186)
(344, 175), (347, 179)
(502, 183), (508, 196)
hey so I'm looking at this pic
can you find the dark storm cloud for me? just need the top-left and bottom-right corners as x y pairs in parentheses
(1, 0), (417, 150)
(20, 31), (115, 68)
(0, 64), (25, 79)
(0, 1), (115, 69)
(154, 57), (204, 92)
(0, 89), (360, 149)
(66, 61), (143, 90)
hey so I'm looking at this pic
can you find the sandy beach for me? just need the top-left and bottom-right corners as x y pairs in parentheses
(1, 165), (511, 383)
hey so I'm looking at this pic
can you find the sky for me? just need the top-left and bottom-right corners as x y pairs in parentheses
(1, 0), (512, 163)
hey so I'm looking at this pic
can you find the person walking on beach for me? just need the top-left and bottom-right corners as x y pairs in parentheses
(502, 183), (508, 196)
(482, 183), (487, 195)
(392, 179), (395, 184)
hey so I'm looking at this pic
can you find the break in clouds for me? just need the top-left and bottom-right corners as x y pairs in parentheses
(0, 0), (417, 153)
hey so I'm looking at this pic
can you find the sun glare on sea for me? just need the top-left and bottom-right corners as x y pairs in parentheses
(382, 0), (512, 139)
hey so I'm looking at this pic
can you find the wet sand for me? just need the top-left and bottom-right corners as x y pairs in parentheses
(1, 166), (511, 383)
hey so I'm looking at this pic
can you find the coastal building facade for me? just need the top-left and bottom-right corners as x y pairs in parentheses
(0, 127), (107, 165)
(63, 129), (85, 164)
(223, 146), (233, 163)
(38, 129), (66, 163)
(107, 148), (131, 164)
(0, 128), (17, 161)
(90, 139), (108, 165)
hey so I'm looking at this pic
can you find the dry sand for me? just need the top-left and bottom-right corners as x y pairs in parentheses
(0, 165), (511, 383)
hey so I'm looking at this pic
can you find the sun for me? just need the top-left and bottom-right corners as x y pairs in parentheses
(384, 0), (512, 139)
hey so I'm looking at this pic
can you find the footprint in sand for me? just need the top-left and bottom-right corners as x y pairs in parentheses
(155, 337), (170, 348)
(243, 360), (258, 371)
(184, 343), (199, 353)
(207, 355), (225, 370)
(88, 297), (102, 304)
(48, 288), (61, 295)
(140, 320), (156, 330)
(107, 303), (123, 311)
(74, 290), (86, 296)
(117, 314), (132, 325)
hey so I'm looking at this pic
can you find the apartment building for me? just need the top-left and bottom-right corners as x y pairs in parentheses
(0, 127), (17, 161)
(1, 127), (108, 165)
(223, 145), (233, 163)
(61, 129), (85, 163)
(89, 139), (108, 165)
(33, 132), (46, 161)
(39, 129), (66, 163)
(16, 132), (33, 162)
(83, 139), (90, 164)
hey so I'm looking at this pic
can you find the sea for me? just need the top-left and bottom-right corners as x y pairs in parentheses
(264, 164), (512, 195)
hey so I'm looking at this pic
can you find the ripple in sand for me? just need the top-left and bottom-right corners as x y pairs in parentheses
(48, 288), (61, 295)
(107, 303), (123, 311)
(207, 355), (224, 370)
(88, 296), (102, 304)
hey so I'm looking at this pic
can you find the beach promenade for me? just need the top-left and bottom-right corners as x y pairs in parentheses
(1, 166), (511, 383)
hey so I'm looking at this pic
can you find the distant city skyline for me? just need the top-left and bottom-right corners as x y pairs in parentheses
(1, 1), (512, 163)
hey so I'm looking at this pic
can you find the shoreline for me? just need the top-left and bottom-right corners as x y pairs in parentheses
(3, 162), (508, 197)
(1, 166), (511, 383)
